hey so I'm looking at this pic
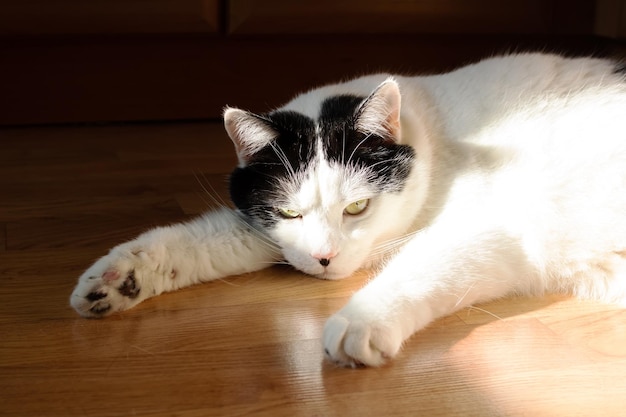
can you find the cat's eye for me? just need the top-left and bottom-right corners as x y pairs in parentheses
(344, 199), (369, 215)
(277, 207), (301, 219)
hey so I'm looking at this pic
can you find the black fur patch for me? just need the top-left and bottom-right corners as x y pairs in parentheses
(229, 111), (317, 228)
(89, 303), (111, 315)
(614, 61), (626, 75)
(318, 95), (415, 193)
(118, 270), (140, 299)
(229, 94), (416, 228)
(86, 291), (107, 302)
(319, 95), (365, 128)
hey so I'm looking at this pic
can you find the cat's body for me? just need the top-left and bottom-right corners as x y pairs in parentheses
(71, 53), (626, 367)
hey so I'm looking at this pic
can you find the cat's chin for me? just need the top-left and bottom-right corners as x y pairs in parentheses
(313, 270), (352, 281)
(314, 272), (348, 281)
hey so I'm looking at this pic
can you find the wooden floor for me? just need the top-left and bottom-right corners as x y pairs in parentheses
(1, 122), (626, 417)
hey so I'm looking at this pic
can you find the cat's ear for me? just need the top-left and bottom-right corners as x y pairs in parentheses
(223, 107), (278, 166)
(355, 78), (402, 142)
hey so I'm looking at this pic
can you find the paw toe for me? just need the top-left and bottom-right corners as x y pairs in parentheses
(86, 291), (107, 302)
(89, 302), (111, 315)
(323, 313), (400, 368)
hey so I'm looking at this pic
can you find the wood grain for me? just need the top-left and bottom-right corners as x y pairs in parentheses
(1, 122), (625, 417)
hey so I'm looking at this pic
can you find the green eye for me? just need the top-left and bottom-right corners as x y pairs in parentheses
(344, 199), (369, 215)
(278, 207), (301, 219)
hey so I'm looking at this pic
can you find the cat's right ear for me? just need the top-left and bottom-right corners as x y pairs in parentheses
(223, 107), (278, 166)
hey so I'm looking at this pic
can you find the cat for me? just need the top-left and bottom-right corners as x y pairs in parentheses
(70, 52), (626, 368)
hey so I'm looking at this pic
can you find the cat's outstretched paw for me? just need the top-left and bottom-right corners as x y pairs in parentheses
(70, 248), (158, 318)
(322, 307), (403, 368)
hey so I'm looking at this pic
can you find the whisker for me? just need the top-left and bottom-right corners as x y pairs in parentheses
(235, 218), (281, 254)
(347, 131), (375, 166)
(368, 158), (396, 170)
(466, 306), (503, 321)
(270, 141), (296, 179)
(192, 179), (282, 256)
(213, 277), (242, 287)
(194, 171), (231, 209)
(368, 231), (418, 258)
(341, 125), (347, 166)
(237, 223), (282, 254)
(454, 282), (476, 309)
(258, 260), (291, 266)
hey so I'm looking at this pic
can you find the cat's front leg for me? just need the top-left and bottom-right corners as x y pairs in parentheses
(323, 227), (530, 367)
(70, 208), (279, 318)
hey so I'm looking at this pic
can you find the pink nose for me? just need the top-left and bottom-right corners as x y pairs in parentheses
(312, 251), (338, 267)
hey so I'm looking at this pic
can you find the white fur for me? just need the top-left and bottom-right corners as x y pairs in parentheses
(71, 53), (626, 368)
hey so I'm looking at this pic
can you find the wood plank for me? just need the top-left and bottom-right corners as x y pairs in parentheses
(0, 223), (6, 252)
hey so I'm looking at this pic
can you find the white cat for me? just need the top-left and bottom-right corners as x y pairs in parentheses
(70, 52), (626, 367)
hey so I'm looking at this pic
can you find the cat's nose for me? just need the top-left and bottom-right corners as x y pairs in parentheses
(312, 251), (337, 267)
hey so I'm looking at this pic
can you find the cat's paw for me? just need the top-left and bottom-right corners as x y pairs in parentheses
(322, 305), (404, 368)
(70, 248), (158, 318)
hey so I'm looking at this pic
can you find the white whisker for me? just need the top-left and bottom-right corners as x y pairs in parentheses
(194, 171), (231, 209)
(367, 231), (418, 259)
(466, 306), (503, 321)
(347, 131), (375, 166)
(193, 171), (282, 257)
(454, 282), (476, 309)
(270, 141), (296, 179)
(263, 260), (289, 264)
(341, 124), (347, 166)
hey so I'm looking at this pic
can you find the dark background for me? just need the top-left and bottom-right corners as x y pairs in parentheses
(1, 0), (625, 126)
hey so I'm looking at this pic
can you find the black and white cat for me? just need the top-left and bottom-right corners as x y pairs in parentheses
(71, 53), (626, 367)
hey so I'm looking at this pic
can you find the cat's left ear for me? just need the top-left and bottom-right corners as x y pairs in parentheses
(223, 107), (279, 166)
(355, 78), (402, 142)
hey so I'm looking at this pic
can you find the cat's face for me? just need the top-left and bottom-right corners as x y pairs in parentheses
(225, 79), (415, 279)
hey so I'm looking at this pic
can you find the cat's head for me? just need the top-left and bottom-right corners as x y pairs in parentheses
(224, 78), (416, 279)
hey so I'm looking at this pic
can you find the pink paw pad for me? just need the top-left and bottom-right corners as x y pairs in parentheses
(102, 270), (121, 282)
